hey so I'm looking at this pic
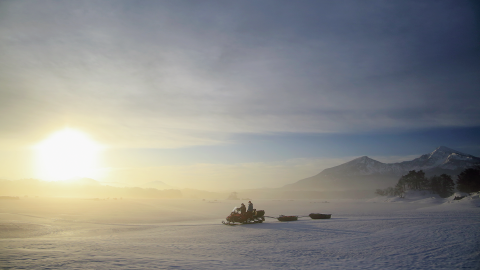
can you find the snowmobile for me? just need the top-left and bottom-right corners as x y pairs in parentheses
(222, 206), (265, 225)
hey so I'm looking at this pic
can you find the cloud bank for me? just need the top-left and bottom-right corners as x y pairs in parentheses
(1, 0), (479, 148)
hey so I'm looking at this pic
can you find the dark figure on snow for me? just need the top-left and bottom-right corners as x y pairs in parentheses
(247, 201), (253, 213)
(240, 203), (246, 215)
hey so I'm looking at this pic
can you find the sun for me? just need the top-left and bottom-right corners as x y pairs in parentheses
(35, 128), (102, 181)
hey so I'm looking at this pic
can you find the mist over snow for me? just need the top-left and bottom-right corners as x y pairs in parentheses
(1, 194), (479, 269)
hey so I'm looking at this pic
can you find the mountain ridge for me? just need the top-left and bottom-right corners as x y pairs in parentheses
(284, 146), (480, 191)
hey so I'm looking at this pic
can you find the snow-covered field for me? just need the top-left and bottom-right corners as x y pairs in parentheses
(1, 195), (479, 269)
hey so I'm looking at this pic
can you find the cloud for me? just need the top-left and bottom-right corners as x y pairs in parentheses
(0, 0), (479, 148)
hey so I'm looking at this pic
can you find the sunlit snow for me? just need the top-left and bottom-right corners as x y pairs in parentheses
(1, 194), (479, 269)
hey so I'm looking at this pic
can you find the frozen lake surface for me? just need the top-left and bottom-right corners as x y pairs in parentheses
(1, 196), (479, 269)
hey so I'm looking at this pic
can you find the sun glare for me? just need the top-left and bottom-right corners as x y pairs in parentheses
(36, 128), (102, 181)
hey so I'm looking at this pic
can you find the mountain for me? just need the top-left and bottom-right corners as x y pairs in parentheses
(64, 178), (101, 186)
(284, 146), (480, 191)
(141, 181), (174, 190)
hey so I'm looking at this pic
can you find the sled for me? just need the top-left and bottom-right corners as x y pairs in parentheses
(309, 213), (332, 219)
(277, 215), (298, 221)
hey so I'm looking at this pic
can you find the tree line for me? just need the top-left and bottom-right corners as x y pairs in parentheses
(375, 167), (480, 198)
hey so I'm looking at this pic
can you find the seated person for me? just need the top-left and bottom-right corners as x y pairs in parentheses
(240, 203), (246, 215)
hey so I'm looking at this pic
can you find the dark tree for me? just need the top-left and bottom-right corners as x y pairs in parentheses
(397, 176), (407, 192)
(395, 181), (405, 198)
(401, 170), (428, 190)
(439, 174), (455, 198)
(378, 170), (431, 198)
(386, 187), (395, 196)
(430, 175), (441, 194)
(375, 187), (396, 197)
(430, 174), (455, 198)
(456, 168), (480, 193)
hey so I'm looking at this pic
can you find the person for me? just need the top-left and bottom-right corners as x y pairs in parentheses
(240, 203), (246, 215)
(247, 201), (253, 213)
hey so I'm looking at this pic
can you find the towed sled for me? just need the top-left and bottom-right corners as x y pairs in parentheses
(309, 213), (332, 219)
(277, 215), (298, 222)
(222, 207), (265, 225)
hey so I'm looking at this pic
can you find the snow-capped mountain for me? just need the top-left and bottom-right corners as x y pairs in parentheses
(284, 146), (480, 190)
(397, 146), (479, 172)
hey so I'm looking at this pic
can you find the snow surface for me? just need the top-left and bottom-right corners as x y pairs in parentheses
(1, 196), (479, 269)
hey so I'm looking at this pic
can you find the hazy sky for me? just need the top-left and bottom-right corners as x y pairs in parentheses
(1, 0), (479, 190)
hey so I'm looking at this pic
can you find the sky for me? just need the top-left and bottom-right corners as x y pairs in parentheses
(1, 0), (479, 190)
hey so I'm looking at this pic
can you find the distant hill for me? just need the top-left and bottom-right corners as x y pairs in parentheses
(284, 146), (480, 191)
(0, 179), (182, 199)
(141, 181), (175, 190)
(64, 178), (101, 186)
